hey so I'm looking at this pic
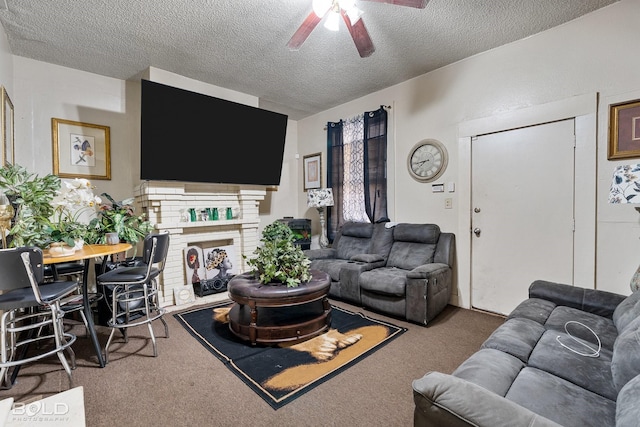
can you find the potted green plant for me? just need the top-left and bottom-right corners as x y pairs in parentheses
(87, 193), (154, 245)
(244, 221), (311, 287)
(0, 163), (61, 248)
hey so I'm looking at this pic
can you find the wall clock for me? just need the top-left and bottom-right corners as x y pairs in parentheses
(407, 139), (448, 182)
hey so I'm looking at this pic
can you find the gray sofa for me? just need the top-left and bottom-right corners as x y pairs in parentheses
(412, 280), (640, 427)
(304, 221), (455, 325)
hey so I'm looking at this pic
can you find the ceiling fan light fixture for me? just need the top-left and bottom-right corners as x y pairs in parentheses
(312, 0), (332, 17)
(324, 11), (340, 31)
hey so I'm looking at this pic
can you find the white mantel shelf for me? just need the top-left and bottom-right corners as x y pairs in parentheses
(135, 182), (266, 307)
(155, 218), (259, 229)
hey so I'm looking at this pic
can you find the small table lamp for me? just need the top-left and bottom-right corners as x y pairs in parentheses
(609, 164), (640, 291)
(307, 188), (334, 249)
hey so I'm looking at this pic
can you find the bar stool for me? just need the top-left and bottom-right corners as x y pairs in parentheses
(96, 232), (170, 363)
(0, 247), (79, 389)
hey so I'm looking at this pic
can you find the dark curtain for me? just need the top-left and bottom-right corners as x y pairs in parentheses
(326, 120), (344, 242)
(363, 108), (388, 223)
(327, 106), (388, 242)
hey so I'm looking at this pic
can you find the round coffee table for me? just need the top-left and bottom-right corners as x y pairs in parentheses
(227, 270), (331, 345)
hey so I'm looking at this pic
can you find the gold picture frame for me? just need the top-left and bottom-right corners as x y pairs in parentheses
(303, 152), (321, 191)
(1, 86), (14, 165)
(608, 99), (640, 160)
(52, 118), (111, 180)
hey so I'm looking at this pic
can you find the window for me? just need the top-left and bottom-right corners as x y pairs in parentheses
(327, 107), (388, 241)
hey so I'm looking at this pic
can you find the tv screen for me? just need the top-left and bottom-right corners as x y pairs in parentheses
(140, 80), (288, 186)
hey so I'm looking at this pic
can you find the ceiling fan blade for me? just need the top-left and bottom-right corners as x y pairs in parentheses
(340, 10), (375, 58)
(360, 0), (428, 8)
(287, 11), (324, 50)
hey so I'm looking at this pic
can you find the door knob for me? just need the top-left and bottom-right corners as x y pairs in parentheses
(474, 207), (481, 213)
(473, 228), (481, 237)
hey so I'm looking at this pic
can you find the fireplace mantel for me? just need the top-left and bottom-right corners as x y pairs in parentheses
(135, 181), (266, 307)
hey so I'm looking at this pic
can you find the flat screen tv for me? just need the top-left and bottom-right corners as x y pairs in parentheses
(140, 79), (288, 186)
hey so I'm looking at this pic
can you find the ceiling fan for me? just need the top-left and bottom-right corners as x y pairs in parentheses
(287, 0), (428, 58)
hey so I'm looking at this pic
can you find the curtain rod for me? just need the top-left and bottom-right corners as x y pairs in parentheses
(323, 105), (391, 130)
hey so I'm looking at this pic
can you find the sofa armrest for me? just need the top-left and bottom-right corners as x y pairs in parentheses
(406, 263), (452, 325)
(338, 259), (386, 305)
(407, 263), (449, 279)
(529, 280), (626, 318)
(413, 372), (562, 427)
(303, 248), (337, 260)
(350, 253), (384, 263)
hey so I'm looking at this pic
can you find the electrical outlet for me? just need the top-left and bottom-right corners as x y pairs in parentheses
(445, 198), (453, 209)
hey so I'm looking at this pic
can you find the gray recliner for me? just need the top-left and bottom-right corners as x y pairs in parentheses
(358, 223), (455, 325)
(306, 222), (455, 325)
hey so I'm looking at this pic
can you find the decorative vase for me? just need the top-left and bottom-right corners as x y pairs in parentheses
(73, 238), (84, 251)
(105, 232), (120, 245)
(49, 242), (76, 257)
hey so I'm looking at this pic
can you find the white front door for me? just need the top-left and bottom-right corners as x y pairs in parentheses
(471, 119), (575, 315)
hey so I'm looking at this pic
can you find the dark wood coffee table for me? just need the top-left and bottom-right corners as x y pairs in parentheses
(227, 270), (331, 345)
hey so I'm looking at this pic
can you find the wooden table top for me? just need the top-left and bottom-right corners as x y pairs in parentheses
(43, 243), (132, 264)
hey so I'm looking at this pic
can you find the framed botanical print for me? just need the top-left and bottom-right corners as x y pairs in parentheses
(52, 118), (111, 180)
(303, 152), (321, 191)
(1, 86), (14, 165)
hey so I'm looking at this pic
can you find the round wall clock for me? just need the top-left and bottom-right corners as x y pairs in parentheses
(407, 139), (448, 182)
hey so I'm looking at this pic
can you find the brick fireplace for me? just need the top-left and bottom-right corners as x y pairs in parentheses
(135, 181), (266, 307)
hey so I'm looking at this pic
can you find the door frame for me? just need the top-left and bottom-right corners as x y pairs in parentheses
(454, 93), (598, 309)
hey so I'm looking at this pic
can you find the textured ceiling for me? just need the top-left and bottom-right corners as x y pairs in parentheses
(0, 0), (617, 120)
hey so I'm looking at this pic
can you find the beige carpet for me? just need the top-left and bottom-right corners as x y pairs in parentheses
(0, 300), (505, 427)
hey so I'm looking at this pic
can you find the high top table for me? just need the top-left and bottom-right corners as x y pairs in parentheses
(44, 243), (132, 368)
(227, 270), (331, 345)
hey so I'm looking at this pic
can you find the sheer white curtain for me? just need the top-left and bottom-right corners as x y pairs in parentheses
(342, 114), (370, 223)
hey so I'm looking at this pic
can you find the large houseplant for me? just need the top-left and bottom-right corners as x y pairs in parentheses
(245, 221), (311, 287)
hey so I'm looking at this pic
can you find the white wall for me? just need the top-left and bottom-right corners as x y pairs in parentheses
(0, 22), (11, 94)
(297, 0), (640, 298)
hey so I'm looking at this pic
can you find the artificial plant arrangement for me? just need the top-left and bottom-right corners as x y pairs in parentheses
(245, 220), (311, 288)
(0, 163), (61, 248)
(87, 193), (154, 245)
(47, 177), (102, 248)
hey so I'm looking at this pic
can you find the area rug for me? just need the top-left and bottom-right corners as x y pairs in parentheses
(174, 301), (406, 409)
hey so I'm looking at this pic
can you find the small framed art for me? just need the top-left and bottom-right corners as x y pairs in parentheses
(1, 86), (14, 165)
(52, 118), (111, 180)
(608, 99), (640, 160)
(303, 152), (321, 191)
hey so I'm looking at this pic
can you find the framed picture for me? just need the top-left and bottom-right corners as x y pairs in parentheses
(1, 86), (13, 165)
(303, 152), (321, 191)
(608, 99), (640, 160)
(52, 118), (111, 180)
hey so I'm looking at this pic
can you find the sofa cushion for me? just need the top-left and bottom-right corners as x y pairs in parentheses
(359, 267), (407, 296)
(527, 330), (616, 400)
(507, 297), (557, 325)
(544, 306), (618, 351)
(611, 321), (640, 393)
(309, 259), (353, 282)
(612, 290), (640, 333)
(481, 318), (545, 363)
(452, 348), (525, 396)
(385, 224), (440, 270)
(506, 367), (616, 427)
(335, 222), (374, 260)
